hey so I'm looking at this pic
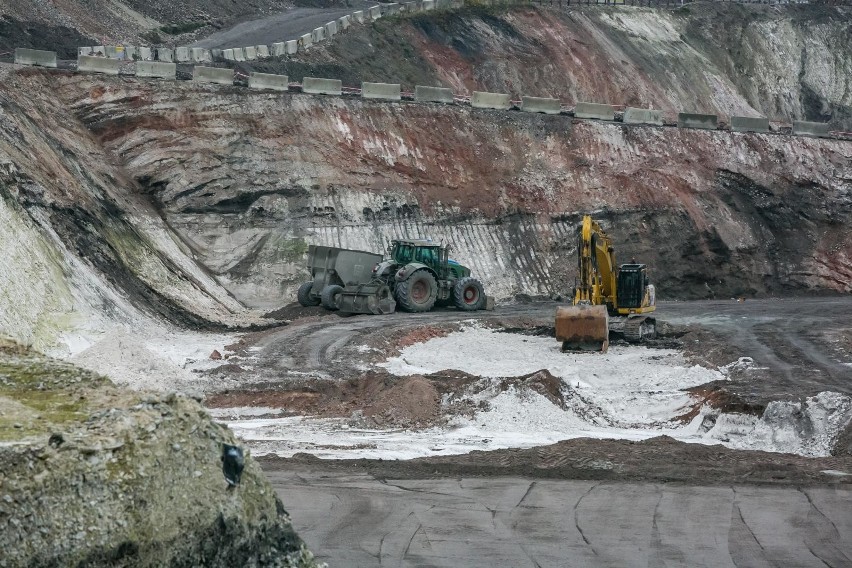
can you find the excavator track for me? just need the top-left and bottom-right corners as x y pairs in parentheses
(622, 316), (656, 342)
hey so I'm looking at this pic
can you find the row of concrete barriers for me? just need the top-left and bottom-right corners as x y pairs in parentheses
(12, 49), (839, 140)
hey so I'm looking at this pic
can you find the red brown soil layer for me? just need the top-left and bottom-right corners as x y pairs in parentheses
(676, 385), (765, 424)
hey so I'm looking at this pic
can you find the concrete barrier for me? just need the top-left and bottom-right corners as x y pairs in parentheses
(403, 1), (418, 11)
(256, 45), (270, 58)
(211, 49), (223, 60)
(471, 91), (511, 110)
(623, 107), (663, 126)
(157, 48), (174, 63)
(338, 15), (350, 30)
(574, 102), (616, 121)
(193, 66), (234, 85)
(175, 47), (191, 62)
(233, 48), (246, 62)
(244, 46), (258, 60)
(78, 47), (93, 56)
(678, 112), (718, 130)
(731, 116), (770, 133)
(285, 40), (298, 54)
(311, 27), (325, 43)
(272, 42), (285, 56)
(521, 96), (560, 115)
(191, 47), (211, 63)
(384, 3), (401, 14)
(14, 48), (57, 68)
(93, 45), (105, 56)
(77, 55), (123, 75)
(353, 10), (365, 23)
(792, 120), (830, 138)
(136, 61), (176, 79)
(249, 72), (289, 91)
(369, 5), (382, 19)
(299, 34), (313, 50)
(362, 82), (401, 100)
(223, 49), (235, 60)
(139, 47), (152, 60)
(325, 21), (338, 38)
(302, 77), (342, 95)
(124, 46), (137, 60)
(104, 45), (123, 59)
(415, 85), (454, 104)
(423, 0), (436, 10)
(437, 0), (451, 7)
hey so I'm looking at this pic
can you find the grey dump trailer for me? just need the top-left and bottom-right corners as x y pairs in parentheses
(296, 245), (387, 311)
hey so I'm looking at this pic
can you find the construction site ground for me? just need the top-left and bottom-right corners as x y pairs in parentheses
(199, 296), (852, 566)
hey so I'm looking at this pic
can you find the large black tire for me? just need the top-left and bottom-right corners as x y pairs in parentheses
(453, 277), (486, 311)
(297, 281), (320, 307)
(395, 270), (438, 312)
(320, 284), (344, 311)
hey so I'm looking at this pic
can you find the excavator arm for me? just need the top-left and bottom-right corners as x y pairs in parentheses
(573, 216), (617, 308)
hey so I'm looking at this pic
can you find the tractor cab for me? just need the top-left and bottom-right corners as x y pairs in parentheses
(615, 263), (652, 311)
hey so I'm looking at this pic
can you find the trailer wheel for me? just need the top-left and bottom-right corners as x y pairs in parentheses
(396, 270), (437, 312)
(453, 277), (486, 311)
(297, 282), (320, 307)
(321, 284), (344, 311)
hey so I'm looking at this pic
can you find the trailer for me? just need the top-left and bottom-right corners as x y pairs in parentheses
(296, 245), (386, 311)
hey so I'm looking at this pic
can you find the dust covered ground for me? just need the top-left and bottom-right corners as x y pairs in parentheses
(197, 297), (852, 483)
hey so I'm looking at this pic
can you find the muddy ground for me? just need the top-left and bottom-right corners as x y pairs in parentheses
(202, 296), (852, 484)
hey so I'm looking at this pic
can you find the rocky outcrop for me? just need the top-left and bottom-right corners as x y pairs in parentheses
(0, 339), (320, 567)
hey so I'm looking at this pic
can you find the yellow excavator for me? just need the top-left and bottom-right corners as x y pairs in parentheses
(555, 215), (656, 352)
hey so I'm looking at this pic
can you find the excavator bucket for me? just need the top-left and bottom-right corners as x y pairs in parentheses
(336, 283), (397, 315)
(555, 305), (610, 353)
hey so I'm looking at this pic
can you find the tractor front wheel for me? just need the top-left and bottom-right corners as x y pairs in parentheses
(297, 282), (320, 307)
(453, 277), (486, 311)
(396, 270), (438, 312)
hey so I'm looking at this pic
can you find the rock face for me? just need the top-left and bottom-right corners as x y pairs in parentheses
(257, 3), (852, 130)
(0, 339), (320, 567)
(65, 75), (852, 306)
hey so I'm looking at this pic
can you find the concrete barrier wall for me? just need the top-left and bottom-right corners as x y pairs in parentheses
(139, 47), (152, 60)
(403, 2), (418, 11)
(14, 48), (57, 68)
(731, 116), (770, 133)
(353, 10), (365, 23)
(125, 46), (138, 60)
(302, 77), (343, 95)
(272, 43), (285, 57)
(574, 102), (616, 120)
(384, 3), (401, 14)
(245, 46), (258, 60)
(471, 91), (511, 110)
(137, 61), (176, 79)
(300, 34), (313, 50)
(193, 66), (234, 85)
(792, 120), (830, 138)
(521, 96), (560, 115)
(678, 112), (718, 130)
(175, 47), (191, 62)
(423, 0), (436, 10)
(249, 72), (289, 91)
(256, 45), (270, 58)
(311, 28), (325, 43)
(338, 15), (350, 30)
(286, 40), (298, 54)
(77, 55), (123, 75)
(104, 46), (122, 59)
(191, 48), (211, 63)
(369, 5), (382, 19)
(415, 85), (454, 104)
(224, 49), (235, 60)
(362, 82), (401, 100)
(325, 21), (338, 38)
(233, 48), (246, 62)
(157, 48), (174, 63)
(623, 107), (663, 126)
(79, 47), (93, 56)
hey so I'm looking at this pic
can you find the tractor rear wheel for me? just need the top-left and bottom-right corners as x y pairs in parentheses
(320, 284), (344, 310)
(396, 270), (438, 312)
(453, 277), (486, 311)
(297, 282), (320, 307)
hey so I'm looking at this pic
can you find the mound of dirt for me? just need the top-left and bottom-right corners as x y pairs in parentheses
(366, 375), (440, 428)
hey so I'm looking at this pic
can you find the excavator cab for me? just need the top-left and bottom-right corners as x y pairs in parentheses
(615, 264), (648, 309)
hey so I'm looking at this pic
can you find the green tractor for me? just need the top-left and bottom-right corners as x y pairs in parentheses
(336, 239), (488, 314)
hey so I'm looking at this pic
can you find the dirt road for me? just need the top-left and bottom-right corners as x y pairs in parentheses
(192, 2), (374, 48)
(265, 463), (852, 567)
